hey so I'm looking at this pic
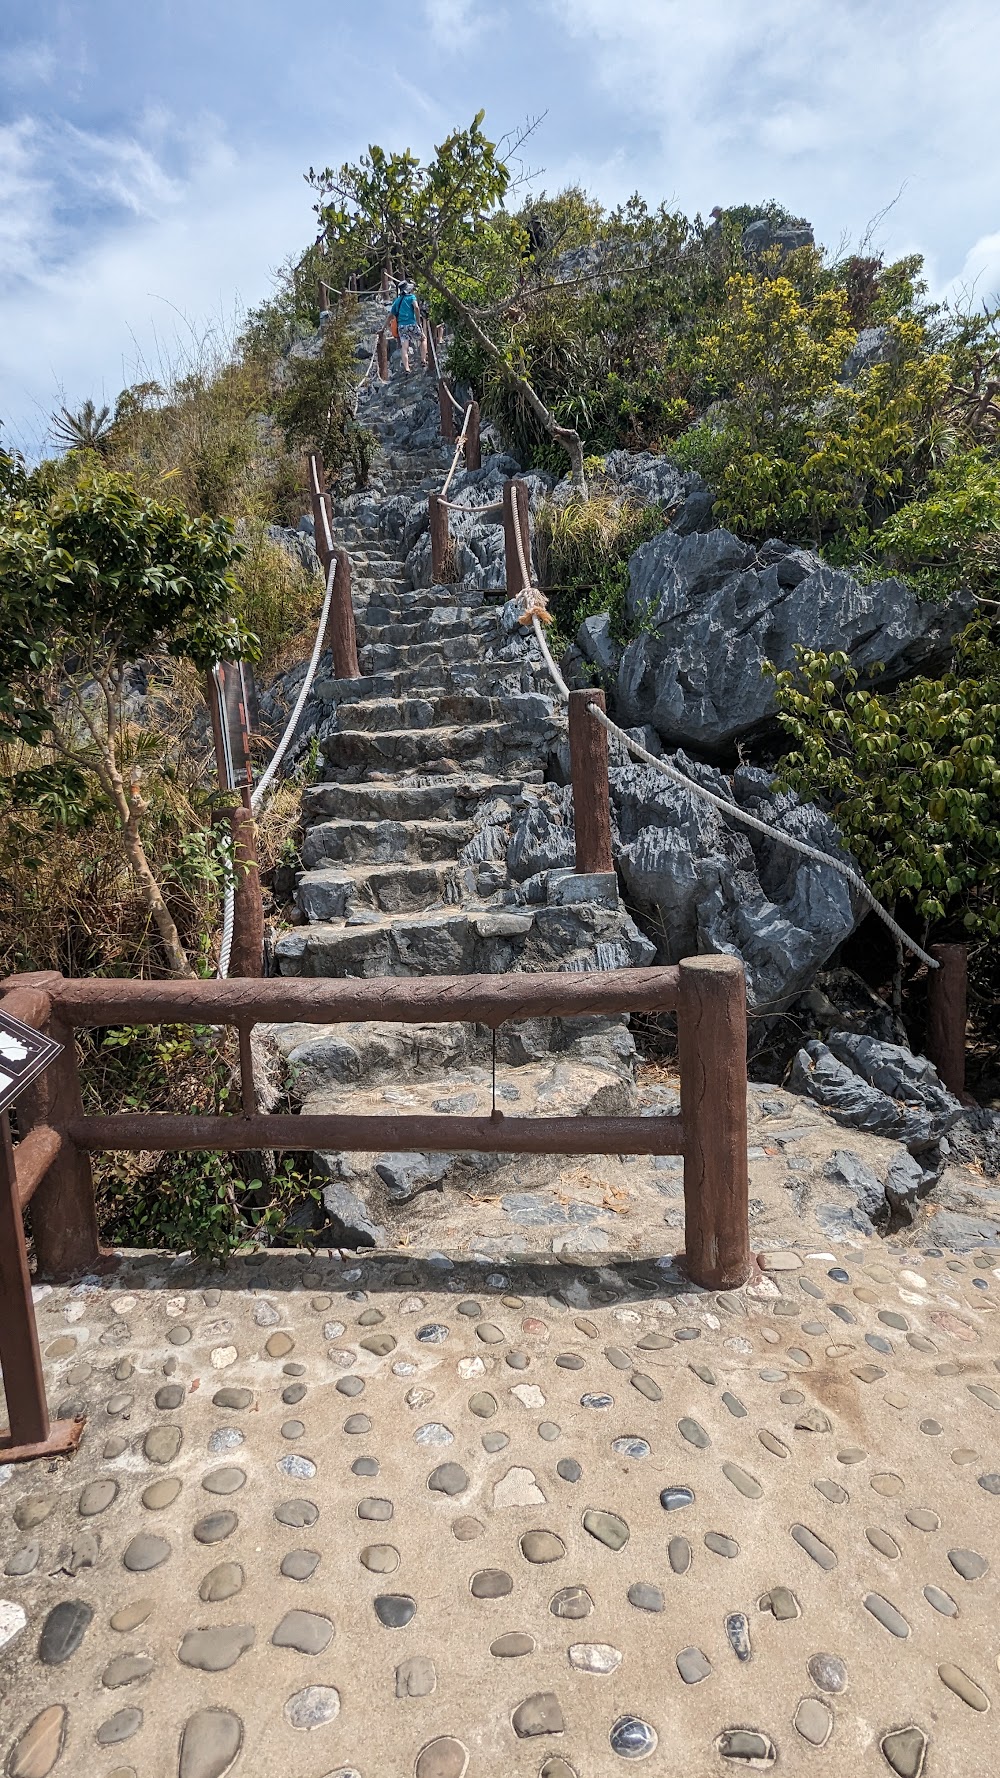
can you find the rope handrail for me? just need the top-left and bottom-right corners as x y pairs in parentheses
(218, 555), (339, 979)
(440, 404), (474, 498)
(510, 520), (939, 973)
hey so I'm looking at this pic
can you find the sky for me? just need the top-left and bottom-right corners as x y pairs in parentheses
(2, 0), (999, 458)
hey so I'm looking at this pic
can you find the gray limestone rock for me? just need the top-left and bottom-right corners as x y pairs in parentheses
(616, 525), (973, 754)
(609, 759), (862, 1008)
(789, 1032), (964, 1151)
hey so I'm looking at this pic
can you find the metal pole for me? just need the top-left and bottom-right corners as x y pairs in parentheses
(678, 954), (751, 1290)
(569, 691), (614, 875)
(927, 942), (968, 1099)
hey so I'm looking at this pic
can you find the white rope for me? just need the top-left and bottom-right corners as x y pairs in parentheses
(522, 587), (939, 972)
(251, 555), (337, 814)
(440, 404), (474, 498)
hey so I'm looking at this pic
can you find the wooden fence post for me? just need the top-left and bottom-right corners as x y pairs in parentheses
(376, 328), (389, 382)
(228, 793), (264, 979)
(927, 942), (968, 1099)
(307, 454), (360, 679)
(6, 973), (101, 1280)
(465, 399), (481, 471)
(569, 690), (614, 875)
(429, 494), (450, 583)
(325, 546), (360, 679)
(502, 479), (532, 597)
(380, 265), (392, 298)
(438, 379), (455, 442)
(0, 1111), (84, 1458)
(678, 954), (750, 1290)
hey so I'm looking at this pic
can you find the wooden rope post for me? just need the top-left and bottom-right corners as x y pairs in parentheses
(229, 791), (264, 978)
(438, 379), (455, 442)
(927, 942), (968, 1099)
(569, 691), (614, 875)
(502, 478), (532, 598)
(429, 494), (450, 584)
(325, 545), (360, 679)
(5, 972), (100, 1279)
(380, 265), (391, 297)
(678, 954), (751, 1290)
(466, 399), (481, 471)
(376, 328), (389, 381)
(0, 1111), (84, 1459)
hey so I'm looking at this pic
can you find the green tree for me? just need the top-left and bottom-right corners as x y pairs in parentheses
(51, 398), (115, 456)
(769, 630), (1000, 941)
(0, 457), (254, 975)
(308, 114), (593, 485)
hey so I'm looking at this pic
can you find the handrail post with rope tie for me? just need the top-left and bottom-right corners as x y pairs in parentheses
(308, 452), (359, 680)
(428, 401), (476, 583)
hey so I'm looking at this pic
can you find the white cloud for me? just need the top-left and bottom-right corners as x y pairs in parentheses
(423, 0), (487, 51)
(0, 41), (58, 87)
(545, 0), (1000, 281)
(0, 112), (313, 457)
(940, 232), (1000, 311)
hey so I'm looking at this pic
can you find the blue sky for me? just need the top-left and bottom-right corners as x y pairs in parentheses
(2, 0), (999, 457)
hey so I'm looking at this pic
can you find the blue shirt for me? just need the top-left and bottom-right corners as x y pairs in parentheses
(392, 292), (419, 328)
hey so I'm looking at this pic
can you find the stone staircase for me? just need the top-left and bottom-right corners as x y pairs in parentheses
(264, 315), (656, 1249)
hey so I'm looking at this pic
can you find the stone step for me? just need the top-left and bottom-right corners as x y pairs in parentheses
(355, 588), (486, 619)
(301, 779), (529, 826)
(274, 900), (650, 980)
(319, 718), (558, 773)
(315, 660), (538, 705)
(296, 859), (471, 921)
(362, 636), (499, 671)
(322, 692), (553, 734)
(354, 610), (496, 648)
(301, 817), (476, 869)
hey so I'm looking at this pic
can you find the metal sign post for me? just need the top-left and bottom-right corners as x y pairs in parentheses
(0, 1007), (85, 1462)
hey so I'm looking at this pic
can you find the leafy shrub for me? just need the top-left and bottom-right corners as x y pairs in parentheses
(536, 492), (669, 647)
(871, 450), (1000, 599)
(769, 627), (1000, 939)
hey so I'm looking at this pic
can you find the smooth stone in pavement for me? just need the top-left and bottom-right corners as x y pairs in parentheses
(938, 1663), (990, 1710)
(199, 1562), (244, 1602)
(569, 1642), (621, 1674)
(395, 1655), (436, 1697)
(794, 1697), (832, 1746)
(5, 1545), (40, 1577)
(178, 1624), (255, 1671)
(276, 1500), (319, 1528)
(924, 1585), (958, 1616)
(415, 1737), (469, 1778)
(726, 1613), (751, 1660)
(281, 1549), (321, 1581)
(668, 1536), (692, 1575)
(609, 1716), (657, 1759)
(357, 1498), (392, 1522)
(6, 1705), (68, 1777)
(717, 1729), (776, 1763)
(374, 1594), (416, 1627)
(880, 1726), (929, 1777)
(583, 1508), (629, 1549)
(102, 1654), (153, 1687)
(557, 1459), (582, 1483)
(550, 1586), (593, 1618)
(949, 1548), (989, 1581)
(512, 1693), (564, 1737)
(428, 1463), (468, 1496)
(677, 1646), (712, 1683)
(142, 1479), (181, 1510)
(96, 1707), (143, 1744)
(659, 1486), (695, 1511)
(521, 1530), (565, 1563)
(193, 1512), (238, 1544)
(361, 1545), (399, 1573)
(78, 1480), (118, 1516)
(808, 1653), (847, 1692)
(628, 1583), (664, 1613)
(38, 1598), (93, 1664)
(272, 1610), (334, 1654)
(471, 1570), (513, 1598)
(213, 1388), (252, 1410)
(155, 1384), (184, 1409)
(202, 1467), (246, 1494)
(122, 1534), (171, 1572)
(110, 1599), (154, 1633)
(492, 1632), (535, 1656)
(178, 1706), (244, 1777)
(864, 1594), (910, 1638)
(143, 1426), (182, 1464)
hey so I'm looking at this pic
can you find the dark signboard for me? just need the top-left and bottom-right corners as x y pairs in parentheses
(0, 1009), (62, 1116)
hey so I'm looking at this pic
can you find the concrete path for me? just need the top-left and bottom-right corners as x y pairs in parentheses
(2, 1239), (998, 1775)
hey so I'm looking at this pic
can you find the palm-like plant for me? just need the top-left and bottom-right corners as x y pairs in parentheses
(51, 398), (114, 456)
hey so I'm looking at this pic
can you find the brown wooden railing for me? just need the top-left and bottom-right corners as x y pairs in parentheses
(0, 959), (750, 1462)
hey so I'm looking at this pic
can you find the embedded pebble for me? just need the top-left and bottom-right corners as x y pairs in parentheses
(613, 1437), (650, 1459)
(492, 1632), (535, 1656)
(78, 1479), (118, 1517)
(923, 1584), (958, 1616)
(416, 1422), (454, 1446)
(808, 1652), (847, 1692)
(284, 1685), (340, 1729)
(677, 1645), (712, 1683)
(374, 1593), (416, 1627)
(726, 1613), (751, 1660)
(794, 1698), (832, 1746)
(193, 1511), (238, 1544)
(864, 1593), (910, 1638)
(880, 1727), (929, 1777)
(938, 1662), (989, 1710)
(202, 1466), (246, 1495)
(668, 1536), (692, 1574)
(360, 1544), (399, 1573)
(609, 1715), (657, 1759)
(281, 1549), (321, 1581)
(272, 1610), (334, 1655)
(0, 1601), (27, 1651)
(705, 1531), (739, 1558)
(122, 1535), (171, 1572)
(143, 1426), (182, 1464)
(96, 1707), (143, 1745)
(428, 1462), (468, 1496)
(512, 1693), (564, 1736)
(471, 1569), (513, 1598)
(6, 1705), (68, 1777)
(569, 1641), (621, 1674)
(178, 1623), (255, 1670)
(278, 1454), (316, 1480)
(628, 1581), (664, 1612)
(557, 1459), (582, 1483)
(790, 1524), (837, 1570)
(550, 1585), (593, 1618)
(415, 1736), (469, 1778)
(199, 1563), (244, 1603)
(102, 1654), (154, 1687)
(949, 1547), (988, 1581)
(659, 1485), (694, 1511)
(276, 1500), (319, 1528)
(39, 1598), (93, 1664)
(583, 1508), (629, 1550)
(520, 1530), (565, 1563)
(722, 1463), (762, 1500)
(716, 1729), (776, 1763)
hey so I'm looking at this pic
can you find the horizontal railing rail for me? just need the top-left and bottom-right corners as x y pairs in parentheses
(0, 958), (749, 1461)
